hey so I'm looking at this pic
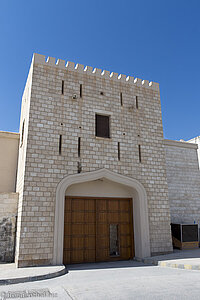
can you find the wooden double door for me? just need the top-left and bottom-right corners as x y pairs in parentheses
(63, 196), (134, 264)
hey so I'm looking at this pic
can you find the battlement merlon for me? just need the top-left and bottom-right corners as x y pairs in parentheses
(32, 53), (159, 91)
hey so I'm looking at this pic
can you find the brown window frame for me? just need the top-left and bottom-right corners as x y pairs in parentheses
(95, 114), (110, 139)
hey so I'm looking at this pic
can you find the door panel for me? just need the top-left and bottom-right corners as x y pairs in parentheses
(85, 236), (95, 248)
(121, 224), (130, 235)
(84, 250), (96, 262)
(108, 200), (119, 211)
(85, 212), (95, 222)
(71, 224), (84, 235)
(108, 212), (119, 222)
(63, 197), (134, 264)
(71, 250), (84, 263)
(85, 224), (95, 235)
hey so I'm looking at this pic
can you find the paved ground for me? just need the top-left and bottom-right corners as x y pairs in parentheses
(0, 263), (66, 284)
(1, 248), (200, 285)
(0, 260), (200, 299)
(137, 248), (200, 270)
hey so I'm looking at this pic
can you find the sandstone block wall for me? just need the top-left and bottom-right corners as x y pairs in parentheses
(164, 139), (200, 230)
(0, 193), (18, 262)
(15, 53), (172, 266)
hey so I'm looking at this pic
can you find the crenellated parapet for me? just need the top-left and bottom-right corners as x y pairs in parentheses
(32, 53), (159, 91)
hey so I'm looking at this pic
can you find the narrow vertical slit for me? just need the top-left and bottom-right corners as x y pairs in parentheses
(20, 120), (25, 147)
(120, 92), (123, 106)
(138, 144), (141, 163)
(78, 137), (81, 157)
(80, 84), (82, 98)
(136, 96), (139, 109)
(118, 142), (120, 161)
(77, 161), (82, 173)
(59, 135), (62, 155)
(62, 80), (64, 95)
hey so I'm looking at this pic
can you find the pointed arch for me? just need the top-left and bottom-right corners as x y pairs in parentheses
(53, 169), (150, 264)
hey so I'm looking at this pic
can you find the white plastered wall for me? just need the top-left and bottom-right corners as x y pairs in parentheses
(187, 136), (200, 169)
(66, 179), (133, 198)
(0, 132), (19, 193)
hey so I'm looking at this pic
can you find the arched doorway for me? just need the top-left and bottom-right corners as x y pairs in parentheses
(53, 169), (150, 265)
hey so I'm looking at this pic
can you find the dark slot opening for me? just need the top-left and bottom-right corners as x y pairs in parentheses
(59, 135), (62, 155)
(118, 142), (120, 161)
(120, 92), (123, 106)
(138, 144), (141, 163)
(78, 137), (81, 157)
(77, 161), (82, 173)
(62, 80), (64, 95)
(20, 120), (25, 147)
(136, 96), (139, 109)
(80, 84), (82, 98)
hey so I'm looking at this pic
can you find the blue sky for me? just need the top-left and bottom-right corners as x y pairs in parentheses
(0, 0), (199, 140)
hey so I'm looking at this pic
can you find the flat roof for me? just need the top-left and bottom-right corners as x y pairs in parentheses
(0, 131), (20, 140)
(164, 139), (198, 149)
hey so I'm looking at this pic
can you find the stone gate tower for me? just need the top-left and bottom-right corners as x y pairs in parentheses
(15, 53), (172, 267)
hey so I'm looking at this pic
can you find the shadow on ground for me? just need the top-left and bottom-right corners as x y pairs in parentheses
(150, 248), (200, 262)
(66, 259), (150, 271)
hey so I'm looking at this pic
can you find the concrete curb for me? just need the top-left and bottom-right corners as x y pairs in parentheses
(135, 258), (200, 271)
(0, 265), (68, 286)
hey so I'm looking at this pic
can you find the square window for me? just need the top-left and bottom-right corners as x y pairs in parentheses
(95, 114), (110, 138)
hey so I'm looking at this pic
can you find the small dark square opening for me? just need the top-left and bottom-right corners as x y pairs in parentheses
(95, 114), (110, 138)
